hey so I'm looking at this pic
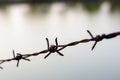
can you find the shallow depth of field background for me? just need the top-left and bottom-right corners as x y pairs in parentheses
(0, 1), (120, 80)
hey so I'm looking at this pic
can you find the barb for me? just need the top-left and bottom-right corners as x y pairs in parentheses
(87, 30), (120, 50)
(0, 30), (119, 69)
(44, 38), (64, 59)
(0, 50), (31, 67)
(12, 50), (31, 67)
(0, 66), (3, 69)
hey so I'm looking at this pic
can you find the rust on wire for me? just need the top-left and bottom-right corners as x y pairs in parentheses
(44, 38), (64, 59)
(0, 30), (120, 69)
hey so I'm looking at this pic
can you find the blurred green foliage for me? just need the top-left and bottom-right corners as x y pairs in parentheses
(0, 0), (120, 14)
(110, 3), (120, 12)
(0, 0), (119, 3)
(28, 3), (51, 16)
(83, 3), (101, 13)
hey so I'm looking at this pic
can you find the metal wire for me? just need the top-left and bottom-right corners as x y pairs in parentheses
(0, 30), (120, 69)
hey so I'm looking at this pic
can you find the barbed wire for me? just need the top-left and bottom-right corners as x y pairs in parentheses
(0, 30), (120, 69)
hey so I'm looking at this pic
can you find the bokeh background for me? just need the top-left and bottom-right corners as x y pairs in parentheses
(0, 0), (120, 80)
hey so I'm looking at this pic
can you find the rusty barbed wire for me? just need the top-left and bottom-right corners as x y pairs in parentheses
(0, 30), (120, 69)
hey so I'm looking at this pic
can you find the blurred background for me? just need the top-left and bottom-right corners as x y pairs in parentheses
(0, 0), (120, 80)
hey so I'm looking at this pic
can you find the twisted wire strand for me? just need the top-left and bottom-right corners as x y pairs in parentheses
(0, 30), (120, 69)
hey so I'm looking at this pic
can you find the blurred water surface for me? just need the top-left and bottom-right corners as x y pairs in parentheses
(0, 2), (120, 80)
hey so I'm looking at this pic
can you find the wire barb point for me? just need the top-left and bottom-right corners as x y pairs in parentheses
(12, 50), (30, 67)
(44, 38), (64, 59)
(0, 66), (3, 70)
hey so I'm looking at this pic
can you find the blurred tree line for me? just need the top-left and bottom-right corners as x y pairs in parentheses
(0, 0), (120, 13)
(0, 0), (120, 3)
